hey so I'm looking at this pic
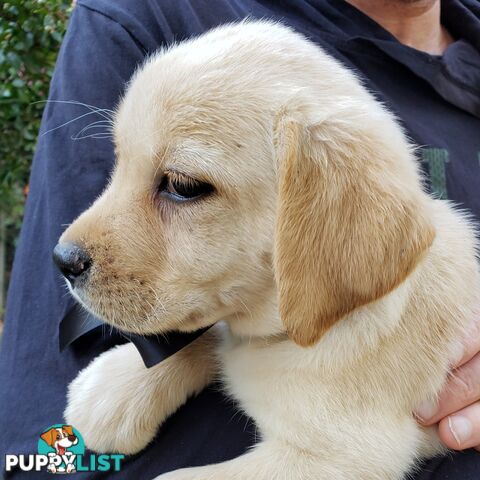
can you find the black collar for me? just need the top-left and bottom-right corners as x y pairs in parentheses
(59, 305), (210, 367)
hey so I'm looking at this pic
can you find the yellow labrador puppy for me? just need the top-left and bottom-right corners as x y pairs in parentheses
(59, 21), (479, 480)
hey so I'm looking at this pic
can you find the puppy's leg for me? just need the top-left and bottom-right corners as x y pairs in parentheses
(154, 441), (317, 480)
(154, 414), (444, 480)
(65, 329), (218, 454)
(154, 441), (375, 480)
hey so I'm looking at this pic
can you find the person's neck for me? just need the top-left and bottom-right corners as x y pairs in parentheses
(346, 0), (454, 55)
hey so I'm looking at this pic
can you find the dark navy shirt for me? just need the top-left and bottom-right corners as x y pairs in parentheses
(1, 1), (479, 479)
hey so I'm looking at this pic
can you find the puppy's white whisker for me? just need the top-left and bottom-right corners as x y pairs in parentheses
(42, 111), (108, 137)
(237, 296), (253, 322)
(147, 285), (166, 314)
(73, 120), (114, 139)
(33, 99), (115, 119)
(72, 133), (114, 141)
(39, 100), (115, 138)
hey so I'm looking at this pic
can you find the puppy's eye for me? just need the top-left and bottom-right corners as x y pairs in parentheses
(158, 172), (214, 202)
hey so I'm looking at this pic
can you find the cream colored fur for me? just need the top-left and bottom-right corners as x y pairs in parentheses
(62, 22), (480, 479)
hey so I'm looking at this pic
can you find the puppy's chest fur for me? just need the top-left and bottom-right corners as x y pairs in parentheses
(218, 336), (322, 444)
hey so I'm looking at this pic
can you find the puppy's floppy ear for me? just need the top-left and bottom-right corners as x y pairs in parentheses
(40, 428), (57, 447)
(63, 425), (74, 436)
(274, 117), (435, 347)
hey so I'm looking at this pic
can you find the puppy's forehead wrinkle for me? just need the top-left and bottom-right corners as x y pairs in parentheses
(170, 139), (271, 191)
(115, 95), (271, 178)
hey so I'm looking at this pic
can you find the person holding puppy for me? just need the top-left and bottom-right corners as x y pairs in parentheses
(1, 1), (479, 479)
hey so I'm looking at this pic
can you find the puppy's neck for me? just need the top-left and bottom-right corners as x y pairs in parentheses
(224, 273), (413, 357)
(225, 285), (285, 340)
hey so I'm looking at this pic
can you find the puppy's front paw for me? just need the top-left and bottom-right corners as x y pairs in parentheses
(65, 343), (160, 455)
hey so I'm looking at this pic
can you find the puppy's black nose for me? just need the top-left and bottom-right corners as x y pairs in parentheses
(53, 243), (91, 283)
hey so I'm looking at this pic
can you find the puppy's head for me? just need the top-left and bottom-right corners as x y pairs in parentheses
(55, 22), (434, 343)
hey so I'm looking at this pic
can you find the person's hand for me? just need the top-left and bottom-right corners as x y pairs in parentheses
(415, 313), (480, 451)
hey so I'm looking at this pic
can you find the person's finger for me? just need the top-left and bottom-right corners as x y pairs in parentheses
(438, 402), (480, 450)
(416, 352), (480, 425)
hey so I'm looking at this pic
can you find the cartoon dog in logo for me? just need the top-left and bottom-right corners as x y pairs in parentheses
(40, 425), (78, 473)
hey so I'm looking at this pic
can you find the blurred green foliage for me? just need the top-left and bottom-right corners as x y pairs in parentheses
(0, 0), (72, 312)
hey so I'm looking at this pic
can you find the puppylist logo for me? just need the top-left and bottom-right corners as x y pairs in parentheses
(5, 424), (124, 474)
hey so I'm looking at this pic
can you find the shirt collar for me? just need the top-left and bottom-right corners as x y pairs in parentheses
(334, 0), (480, 117)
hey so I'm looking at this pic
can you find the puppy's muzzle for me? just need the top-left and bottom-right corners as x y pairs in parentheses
(53, 242), (91, 285)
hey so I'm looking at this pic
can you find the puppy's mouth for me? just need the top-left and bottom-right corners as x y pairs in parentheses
(64, 277), (173, 335)
(56, 246), (154, 323)
(57, 249), (232, 336)
(67, 278), (225, 337)
(54, 229), (231, 335)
